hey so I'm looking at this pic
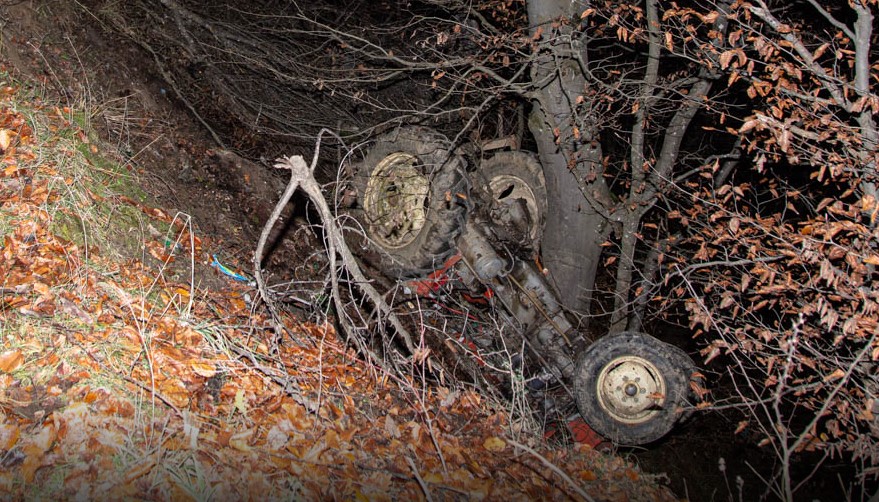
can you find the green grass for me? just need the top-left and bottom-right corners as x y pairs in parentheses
(44, 115), (160, 264)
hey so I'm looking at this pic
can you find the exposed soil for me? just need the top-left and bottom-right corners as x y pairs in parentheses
(0, 2), (871, 501)
(0, 1), (315, 291)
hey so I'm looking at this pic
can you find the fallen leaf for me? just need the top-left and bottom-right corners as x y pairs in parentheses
(266, 420), (293, 450)
(0, 423), (19, 450)
(191, 361), (217, 378)
(229, 428), (254, 452)
(31, 423), (56, 453)
(123, 455), (157, 483)
(20, 447), (43, 483)
(823, 368), (846, 382)
(384, 415), (401, 439)
(580, 470), (597, 481)
(483, 436), (506, 452)
(0, 349), (24, 373)
(0, 129), (13, 151)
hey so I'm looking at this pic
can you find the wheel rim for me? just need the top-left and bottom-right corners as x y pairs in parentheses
(488, 174), (542, 241)
(595, 355), (667, 425)
(363, 152), (429, 249)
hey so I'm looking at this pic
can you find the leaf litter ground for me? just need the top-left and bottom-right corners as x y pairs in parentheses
(0, 70), (678, 500)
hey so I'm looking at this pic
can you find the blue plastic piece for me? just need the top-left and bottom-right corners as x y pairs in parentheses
(211, 254), (250, 282)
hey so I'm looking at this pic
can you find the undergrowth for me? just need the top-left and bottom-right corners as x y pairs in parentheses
(0, 65), (676, 500)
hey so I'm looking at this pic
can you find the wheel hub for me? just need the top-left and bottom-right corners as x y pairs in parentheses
(595, 356), (667, 425)
(363, 152), (429, 249)
(488, 174), (542, 242)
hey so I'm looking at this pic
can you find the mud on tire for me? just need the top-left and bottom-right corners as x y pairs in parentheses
(348, 127), (470, 278)
(476, 151), (546, 249)
(573, 332), (698, 446)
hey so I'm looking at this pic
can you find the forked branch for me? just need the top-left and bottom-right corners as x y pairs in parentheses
(254, 130), (417, 369)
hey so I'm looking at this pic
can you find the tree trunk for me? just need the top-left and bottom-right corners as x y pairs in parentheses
(526, 0), (611, 315)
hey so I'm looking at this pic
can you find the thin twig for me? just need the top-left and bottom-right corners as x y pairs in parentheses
(507, 439), (595, 502)
(405, 455), (434, 502)
(73, 336), (182, 418)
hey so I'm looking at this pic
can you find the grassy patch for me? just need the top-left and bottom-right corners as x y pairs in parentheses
(0, 70), (214, 496)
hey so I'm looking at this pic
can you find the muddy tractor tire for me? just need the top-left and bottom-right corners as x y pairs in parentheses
(349, 127), (470, 278)
(477, 151), (547, 248)
(573, 332), (698, 445)
(663, 341), (703, 423)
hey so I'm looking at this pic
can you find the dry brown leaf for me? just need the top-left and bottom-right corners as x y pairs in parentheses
(160, 379), (190, 408)
(0, 349), (24, 373)
(123, 454), (157, 483)
(191, 361), (217, 378)
(0, 129), (13, 151)
(32, 424), (56, 453)
(20, 445), (44, 483)
(384, 414), (401, 439)
(823, 368), (846, 382)
(0, 423), (20, 450)
(229, 428), (254, 452)
(482, 436), (506, 452)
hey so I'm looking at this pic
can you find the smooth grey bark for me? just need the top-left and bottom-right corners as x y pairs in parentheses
(526, 0), (612, 315)
(526, 0), (714, 329)
(852, 1), (879, 210)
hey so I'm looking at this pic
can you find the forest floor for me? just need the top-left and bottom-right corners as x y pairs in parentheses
(0, 3), (684, 500)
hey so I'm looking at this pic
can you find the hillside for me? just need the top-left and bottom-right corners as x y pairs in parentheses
(0, 36), (677, 502)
